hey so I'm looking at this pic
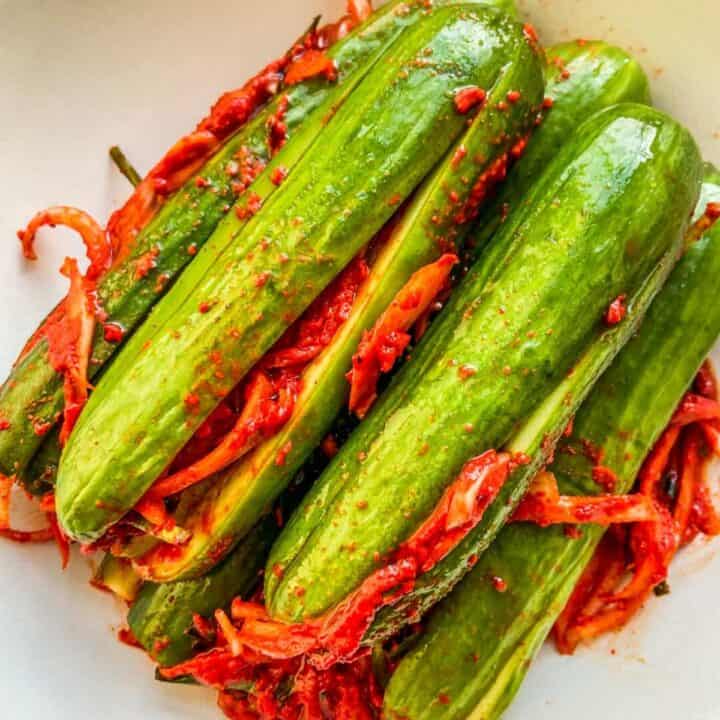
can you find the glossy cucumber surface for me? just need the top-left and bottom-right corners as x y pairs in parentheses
(133, 13), (545, 583)
(264, 104), (702, 634)
(383, 164), (720, 720)
(471, 39), (651, 252)
(57, 5), (525, 543)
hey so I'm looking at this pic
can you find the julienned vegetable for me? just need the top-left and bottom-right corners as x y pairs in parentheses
(129, 13), (544, 584)
(7, 0), (443, 494)
(56, 5), (535, 545)
(128, 513), (278, 667)
(471, 38), (652, 252)
(259, 103), (701, 649)
(382, 164), (720, 720)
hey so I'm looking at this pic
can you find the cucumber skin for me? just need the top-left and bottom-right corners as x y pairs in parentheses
(365, 44), (653, 638)
(471, 40), (651, 253)
(133, 13), (545, 584)
(0, 0), (431, 486)
(57, 6), (522, 544)
(128, 514), (277, 667)
(21, 0), (515, 497)
(264, 103), (702, 626)
(20, 0), (519, 496)
(94, 555), (143, 603)
(383, 165), (720, 720)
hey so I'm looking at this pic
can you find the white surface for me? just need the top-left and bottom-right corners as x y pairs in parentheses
(0, 1), (718, 718)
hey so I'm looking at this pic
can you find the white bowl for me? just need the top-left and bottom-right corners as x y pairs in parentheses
(0, 1), (718, 718)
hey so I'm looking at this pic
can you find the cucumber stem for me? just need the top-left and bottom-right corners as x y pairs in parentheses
(109, 145), (142, 187)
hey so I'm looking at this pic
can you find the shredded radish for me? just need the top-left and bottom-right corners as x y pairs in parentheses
(552, 363), (720, 653)
(512, 471), (659, 526)
(0, 479), (68, 566)
(47, 259), (97, 444)
(16, 208), (111, 443)
(17, 206), (111, 279)
(137, 256), (367, 510)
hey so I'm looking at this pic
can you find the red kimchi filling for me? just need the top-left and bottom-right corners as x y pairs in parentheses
(163, 447), (523, 711)
(347, 253), (458, 419)
(516, 361), (720, 653)
(164, 644), (381, 720)
(133, 255), (369, 528)
(16, 0), (371, 446)
(17, 207), (112, 444)
(0, 479), (69, 568)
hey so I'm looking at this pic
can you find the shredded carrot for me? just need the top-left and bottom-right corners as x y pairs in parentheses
(348, 254), (458, 419)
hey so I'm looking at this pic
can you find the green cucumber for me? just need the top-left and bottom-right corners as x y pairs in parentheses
(131, 17), (544, 583)
(57, 5), (530, 544)
(128, 513), (277, 667)
(0, 0), (450, 487)
(383, 164), (720, 720)
(126, 438), (335, 665)
(264, 105), (702, 638)
(93, 555), (143, 603)
(470, 39), (651, 253)
(21, 0), (519, 498)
